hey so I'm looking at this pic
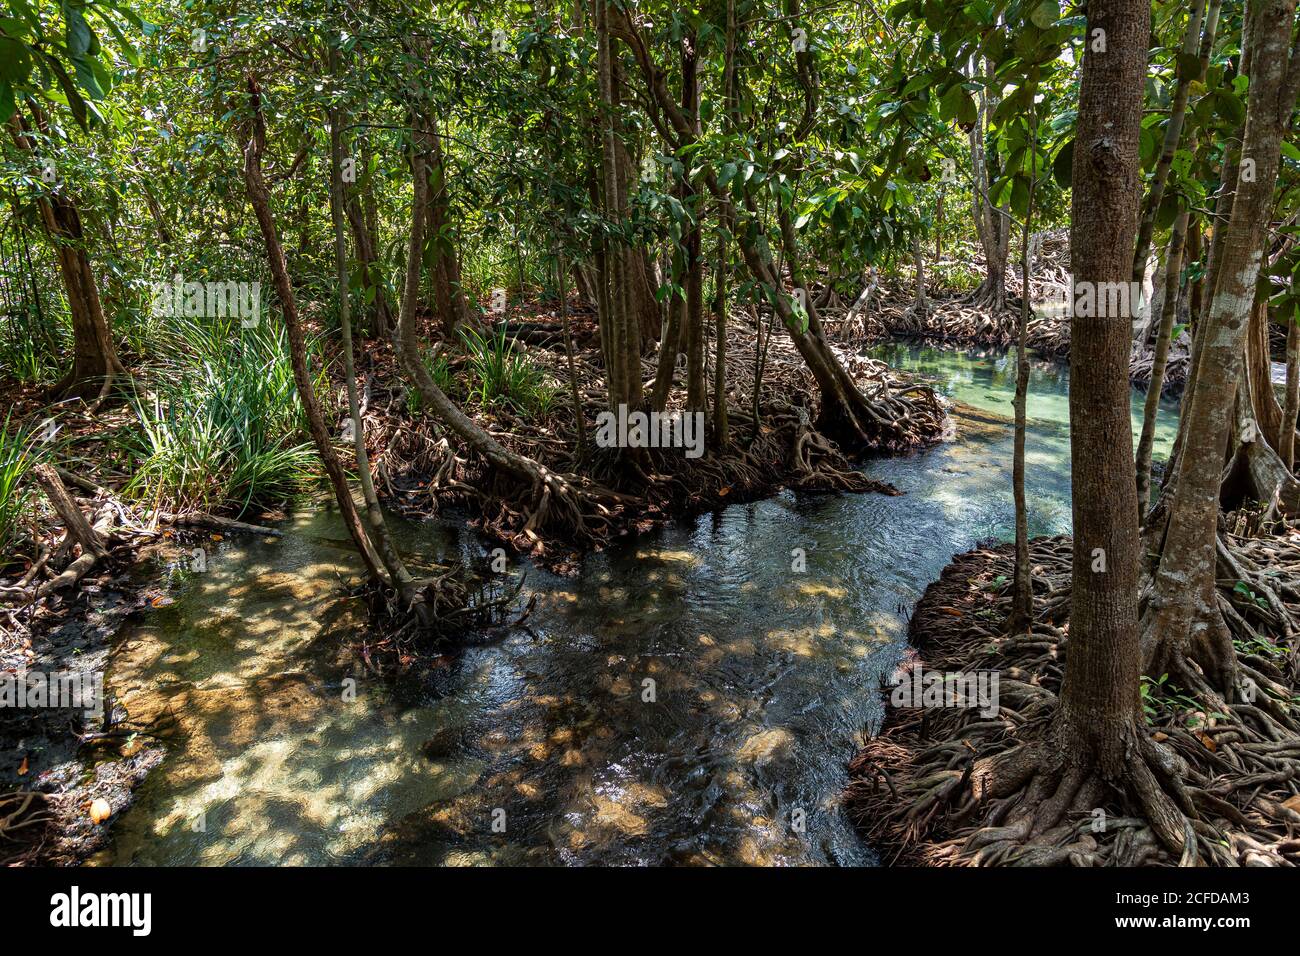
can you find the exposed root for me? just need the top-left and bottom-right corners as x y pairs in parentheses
(847, 537), (1300, 866)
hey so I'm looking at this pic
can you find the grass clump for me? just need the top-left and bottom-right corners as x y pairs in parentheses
(123, 317), (319, 515)
(0, 411), (41, 561)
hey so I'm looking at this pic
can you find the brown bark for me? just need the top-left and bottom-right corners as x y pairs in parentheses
(1282, 317), (1300, 470)
(329, 60), (415, 604)
(1246, 300), (1283, 450)
(680, 29), (706, 414)
(1136, 211), (1188, 515)
(1057, 0), (1150, 773)
(425, 123), (473, 339)
(239, 74), (387, 586)
(1009, 113), (1038, 634)
(7, 109), (125, 404)
(969, 73), (1009, 309)
(1130, 0), (1217, 284)
(343, 157), (395, 338)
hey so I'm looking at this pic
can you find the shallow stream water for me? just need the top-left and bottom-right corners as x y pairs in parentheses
(102, 346), (1180, 866)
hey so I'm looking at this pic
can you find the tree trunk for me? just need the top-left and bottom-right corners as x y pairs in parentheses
(329, 58), (416, 605)
(1009, 112), (1038, 634)
(7, 109), (125, 404)
(424, 122), (472, 339)
(240, 74), (387, 586)
(1245, 299), (1283, 450)
(1130, 0), (1217, 285)
(343, 136), (394, 339)
(712, 226), (730, 449)
(1143, 0), (1300, 695)
(1057, 0), (1150, 779)
(968, 74), (1008, 310)
(1136, 211), (1188, 515)
(1282, 317), (1300, 470)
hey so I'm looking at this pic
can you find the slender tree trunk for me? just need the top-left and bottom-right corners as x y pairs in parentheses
(1131, 0), (1219, 285)
(343, 138), (394, 338)
(680, 30), (706, 414)
(1135, 212), (1188, 515)
(615, 7), (903, 448)
(911, 236), (928, 314)
(329, 58), (416, 605)
(712, 225), (730, 449)
(1009, 113), (1038, 633)
(426, 122), (472, 339)
(393, 109), (610, 545)
(240, 74), (386, 585)
(1282, 318), (1300, 470)
(1245, 300), (1284, 449)
(596, 0), (637, 410)
(969, 74), (1008, 309)
(557, 247), (587, 456)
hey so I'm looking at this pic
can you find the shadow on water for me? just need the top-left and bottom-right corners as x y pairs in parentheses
(103, 345), (1180, 867)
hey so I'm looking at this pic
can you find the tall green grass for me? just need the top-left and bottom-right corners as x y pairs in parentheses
(123, 318), (319, 515)
(408, 347), (460, 415)
(408, 329), (557, 417)
(461, 326), (557, 415)
(0, 411), (40, 559)
(0, 304), (70, 385)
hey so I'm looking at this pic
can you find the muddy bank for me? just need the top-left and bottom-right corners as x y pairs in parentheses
(349, 305), (947, 569)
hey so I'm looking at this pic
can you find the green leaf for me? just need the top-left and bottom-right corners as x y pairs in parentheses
(1029, 0), (1060, 29)
(65, 6), (93, 56)
(1052, 138), (1073, 188)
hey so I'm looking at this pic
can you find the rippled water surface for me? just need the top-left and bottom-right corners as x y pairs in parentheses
(104, 346), (1180, 866)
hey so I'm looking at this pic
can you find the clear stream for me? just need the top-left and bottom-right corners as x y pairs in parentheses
(102, 346), (1181, 867)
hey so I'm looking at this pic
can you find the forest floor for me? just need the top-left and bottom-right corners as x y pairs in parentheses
(846, 530), (1300, 867)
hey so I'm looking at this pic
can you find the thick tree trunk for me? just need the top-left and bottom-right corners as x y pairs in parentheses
(1143, 0), (1300, 694)
(1057, 0), (1150, 776)
(7, 110), (125, 404)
